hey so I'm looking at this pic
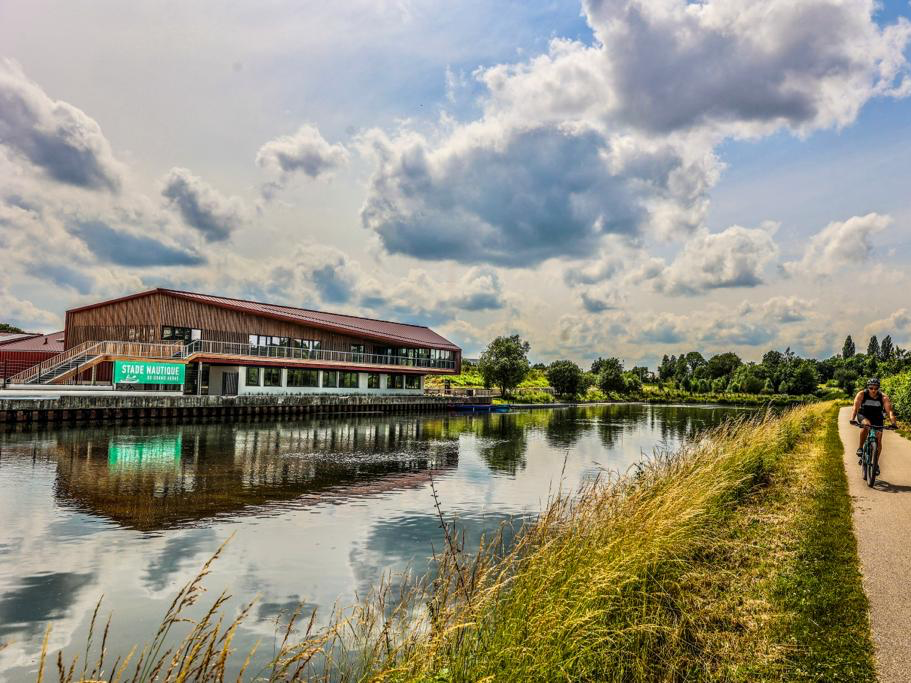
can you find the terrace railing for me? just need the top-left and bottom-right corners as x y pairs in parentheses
(182, 339), (457, 370)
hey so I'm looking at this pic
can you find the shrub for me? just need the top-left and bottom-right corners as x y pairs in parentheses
(510, 390), (554, 404)
(882, 370), (911, 421)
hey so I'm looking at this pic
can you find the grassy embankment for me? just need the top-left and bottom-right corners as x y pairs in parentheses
(35, 403), (872, 682)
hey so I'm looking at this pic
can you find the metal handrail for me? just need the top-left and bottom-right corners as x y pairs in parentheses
(8, 340), (187, 384)
(7, 341), (101, 384)
(9, 339), (455, 386)
(183, 339), (456, 369)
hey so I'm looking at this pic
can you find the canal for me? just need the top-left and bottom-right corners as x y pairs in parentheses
(0, 403), (756, 679)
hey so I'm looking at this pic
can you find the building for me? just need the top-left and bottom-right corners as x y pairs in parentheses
(0, 331), (66, 381)
(9, 289), (460, 395)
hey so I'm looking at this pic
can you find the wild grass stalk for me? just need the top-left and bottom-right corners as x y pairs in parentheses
(33, 405), (824, 682)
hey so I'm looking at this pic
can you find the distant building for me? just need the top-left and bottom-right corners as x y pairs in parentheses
(9, 288), (461, 395)
(0, 331), (66, 380)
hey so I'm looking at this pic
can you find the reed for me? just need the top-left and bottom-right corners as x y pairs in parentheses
(34, 404), (833, 682)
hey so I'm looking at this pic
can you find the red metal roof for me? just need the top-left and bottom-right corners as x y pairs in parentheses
(0, 331), (65, 352)
(68, 289), (461, 351)
(0, 332), (40, 346)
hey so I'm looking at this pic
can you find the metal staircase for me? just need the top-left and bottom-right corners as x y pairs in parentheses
(33, 349), (102, 384)
(7, 341), (187, 386)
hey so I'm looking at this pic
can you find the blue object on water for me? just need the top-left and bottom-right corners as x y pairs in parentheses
(453, 403), (509, 413)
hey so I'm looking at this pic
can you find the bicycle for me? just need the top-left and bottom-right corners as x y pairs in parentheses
(851, 420), (897, 487)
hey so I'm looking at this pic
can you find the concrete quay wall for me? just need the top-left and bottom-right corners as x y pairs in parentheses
(0, 393), (488, 424)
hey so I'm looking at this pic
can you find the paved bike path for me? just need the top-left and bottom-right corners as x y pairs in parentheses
(838, 406), (911, 682)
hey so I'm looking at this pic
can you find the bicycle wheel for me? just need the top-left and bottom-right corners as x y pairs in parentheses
(867, 441), (878, 488)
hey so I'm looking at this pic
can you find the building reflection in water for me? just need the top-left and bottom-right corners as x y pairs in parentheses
(46, 417), (460, 531)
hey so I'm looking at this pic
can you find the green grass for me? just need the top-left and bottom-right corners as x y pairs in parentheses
(36, 403), (874, 682)
(766, 405), (874, 681)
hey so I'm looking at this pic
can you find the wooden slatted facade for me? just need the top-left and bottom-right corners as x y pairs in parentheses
(64, 290), (461, 374)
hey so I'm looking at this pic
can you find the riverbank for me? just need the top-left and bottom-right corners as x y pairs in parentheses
(35, 402), (872, 681)
(0, 392), (488, 424)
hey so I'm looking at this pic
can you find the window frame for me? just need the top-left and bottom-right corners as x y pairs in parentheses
(287, 368), (319, 387)
(245, 366), (261, 387)
(339, 372), (359, 389)
(263, 367), (282, 387)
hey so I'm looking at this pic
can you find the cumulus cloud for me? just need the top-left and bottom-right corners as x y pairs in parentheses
(865, 308), (911, 343)
(161, 167), (248, 242)
(360, 126), (695, 266)
(0, 59), (123, 191)
(580, 283), (625, 313)
(784, 212), (891, 278)
(256, 124), (349, 198)
(70, 220), (205, 267)
(0, 276), (59, 330)
(742, 296), (813, 324)
(583, 0), (911, 136)
(360, 0), (910, 266)
(652, 223), (779, 295)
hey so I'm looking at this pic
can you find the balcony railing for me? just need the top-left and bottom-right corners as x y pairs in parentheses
(182, 340), (457, 370)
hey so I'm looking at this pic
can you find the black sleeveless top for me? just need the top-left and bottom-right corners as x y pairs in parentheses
(859, 389), (885, 426)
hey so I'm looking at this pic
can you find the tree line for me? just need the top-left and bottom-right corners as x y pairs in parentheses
(476, 333), (911, 398)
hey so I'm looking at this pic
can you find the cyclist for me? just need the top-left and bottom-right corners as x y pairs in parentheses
(851, 377), (898, 475)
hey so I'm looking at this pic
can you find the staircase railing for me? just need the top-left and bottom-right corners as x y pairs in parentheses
(7, 341), (101, 384)
(7, 341), (188, 385)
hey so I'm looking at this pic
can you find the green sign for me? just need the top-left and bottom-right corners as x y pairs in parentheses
(113, 360), (186, 385)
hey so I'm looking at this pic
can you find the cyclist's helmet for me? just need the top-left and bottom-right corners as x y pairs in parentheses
(867, 377), (881, 387)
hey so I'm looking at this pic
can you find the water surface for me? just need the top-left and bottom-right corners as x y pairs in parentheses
(0, 403), (753, 679)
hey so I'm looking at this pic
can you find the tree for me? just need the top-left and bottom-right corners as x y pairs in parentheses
(780, 361), (818, 395)
(622, 371), (643, 393)
(0, 323), (25, 333)
(629, 366), (651, 382)
(658, 354), (676, 382)
(684, 351), (707, 374)
(842, 335), (855, 359)
(547, 360), (584, 397)
(730, 365), (764, 394)
(596, 357), (626, 393)
(479, 335), (531, 397)
(881, 335), (894, 360)
(705, 352), (742, 379)
(834, 367), (859, 394)
(867, 335), (879, 358)
(531, 362), (548, 370)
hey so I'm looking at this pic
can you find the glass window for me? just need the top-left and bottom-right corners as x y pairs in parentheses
(405, 375), (421, 389)
(279, 337), (291, 347)
(245, 367), (261, 387)
(287, 368), (319, 387)
(264, 367), (281, 387)
(389, 374), (405, 389)
(367, 373), (380, 389)
(322, 371), (338, 388)
(339, 372), (359, 389)
(161, 326), (193, 343)
(351, 344), (366, 353)
(249, 334), (258, 347)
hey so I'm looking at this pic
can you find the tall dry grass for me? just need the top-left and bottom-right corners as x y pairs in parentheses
(35, 404), (821, 682)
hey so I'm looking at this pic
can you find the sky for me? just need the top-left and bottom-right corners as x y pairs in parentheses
(1, 0), (911, 369)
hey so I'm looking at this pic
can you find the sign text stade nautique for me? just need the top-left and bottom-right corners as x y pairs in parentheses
(113, 361), (185, 385)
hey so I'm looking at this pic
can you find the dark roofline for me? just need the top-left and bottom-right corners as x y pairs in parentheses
(66, 288), (460, 350)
